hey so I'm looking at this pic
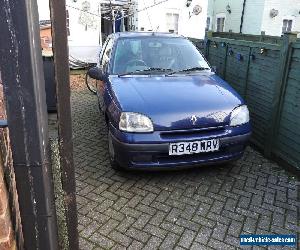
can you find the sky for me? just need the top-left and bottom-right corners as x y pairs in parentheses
(37, 0), (50, 20)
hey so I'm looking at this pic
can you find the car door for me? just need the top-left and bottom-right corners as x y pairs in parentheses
(97, 37), (114, 110)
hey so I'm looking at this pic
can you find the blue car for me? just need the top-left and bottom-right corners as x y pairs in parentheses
(88, 32), (251, 170)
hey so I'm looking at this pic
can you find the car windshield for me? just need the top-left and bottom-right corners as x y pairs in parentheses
(112, 36), (210, 75)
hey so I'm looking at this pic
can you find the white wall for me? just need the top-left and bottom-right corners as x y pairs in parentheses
(135, 0), (208, 39)
(242, 0), (265, 34)
(66, 0), (101, 47)
(207, 0), (300, 36)
(260, 0), (300, 36)
(37, 0), (50, 20)
(37, 0), (101, 63)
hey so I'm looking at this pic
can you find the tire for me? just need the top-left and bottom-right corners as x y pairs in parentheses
(85, 71), (97, 95)
(108, 130), (122, 170)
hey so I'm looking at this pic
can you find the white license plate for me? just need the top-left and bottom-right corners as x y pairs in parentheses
(169, 139), (219, 156)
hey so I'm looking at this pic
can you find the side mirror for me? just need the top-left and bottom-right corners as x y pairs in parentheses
(211, 66), (217, 73)
(88, 67), (104, 81)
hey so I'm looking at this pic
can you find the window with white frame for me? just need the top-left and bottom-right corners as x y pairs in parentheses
(206, 17), (211, 31)
(282, 19), (293, 34)
(166, 13), (179, 33)
(216, 17), (225, 32)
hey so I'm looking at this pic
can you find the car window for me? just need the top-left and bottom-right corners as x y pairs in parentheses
(112, 37), (210, 75)
(101, 38), (114, 71)
(113, 39), (143, 73)
(98, 39), (110, 66)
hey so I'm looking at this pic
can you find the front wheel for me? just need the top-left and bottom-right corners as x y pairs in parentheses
(85, 71), (97, 95)
(108, 131), (122, 170)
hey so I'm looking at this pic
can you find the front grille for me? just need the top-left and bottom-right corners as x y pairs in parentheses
(160, 126), (225, 140)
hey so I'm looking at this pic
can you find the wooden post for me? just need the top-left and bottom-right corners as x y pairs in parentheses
(49, 0), (79, 248)
(264, 33), (297, 157)
(0, 0), (59, 249)
(205, 31), (213, 59)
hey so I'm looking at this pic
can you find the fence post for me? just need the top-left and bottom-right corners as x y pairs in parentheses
(49, 0), (79, 249)
(0, 0), (59, 249)
(205, 31), (213, 59)
(264, 33), (297, 157)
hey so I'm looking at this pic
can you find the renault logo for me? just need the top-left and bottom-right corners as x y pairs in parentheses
(191, 115), (197, 125)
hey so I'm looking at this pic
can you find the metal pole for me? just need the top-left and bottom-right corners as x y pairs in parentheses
(0, 0), (59, 249)
(48, 0), (79, 249)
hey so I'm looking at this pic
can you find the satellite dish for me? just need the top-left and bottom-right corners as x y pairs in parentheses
(192, 5), (202, 15)
(270, 9), (279, 18)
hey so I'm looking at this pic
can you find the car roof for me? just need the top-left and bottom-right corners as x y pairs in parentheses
(109, 32), (185, 40)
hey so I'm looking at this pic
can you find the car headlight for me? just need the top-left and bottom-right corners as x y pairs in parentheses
(119, 112), (154, 132)
(230, 105), (250, 127)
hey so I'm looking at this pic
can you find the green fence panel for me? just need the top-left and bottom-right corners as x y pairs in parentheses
(223, 44), (250, 96)
(246, 48), (281, 147)
(275, 43), (300, 169)
(189, 38), (206, 55)
(207, 41), (227, 77)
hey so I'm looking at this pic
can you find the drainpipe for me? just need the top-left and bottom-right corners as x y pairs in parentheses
(240, 0), (246, 33)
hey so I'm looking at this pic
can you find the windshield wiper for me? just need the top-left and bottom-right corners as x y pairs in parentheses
(168, 67), (210, 76)
(118, 68), (173, 77)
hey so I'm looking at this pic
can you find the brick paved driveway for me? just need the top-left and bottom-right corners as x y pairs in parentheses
(71, 83), (299, 249)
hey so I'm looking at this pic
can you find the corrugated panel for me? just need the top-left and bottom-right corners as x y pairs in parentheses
(276, 46), (300, 169)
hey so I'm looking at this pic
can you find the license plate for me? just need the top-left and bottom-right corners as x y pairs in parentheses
(169, 139), (219, 156)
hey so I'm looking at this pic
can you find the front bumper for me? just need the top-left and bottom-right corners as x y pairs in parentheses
(109, 123), (251, 170)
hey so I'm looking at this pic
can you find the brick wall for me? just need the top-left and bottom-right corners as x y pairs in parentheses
(0, 159), (16, 250)
(0, 85), (23, 249)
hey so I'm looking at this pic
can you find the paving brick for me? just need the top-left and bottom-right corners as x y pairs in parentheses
(243, 217), (258, 233)
(143, 236), (163, 250)
(159, 232), (180, 250)
(117, 216), (136, 233)
(109, 230), (133, 247)
(160, 222), (185, 236)
(144, 224), (168, 239)
(178, 229), (196, 249)
(127, 240), (144, 250)
(149, 211), (167, 226)
(228, 220), (243, 237)
(89, 234), (115, 249)
(132, 213), (152, 230)
(195, 226), (212, 245)
(80, 221), (100, 238)
(208, 238), (235, 250)
(212, 222), (228, 241)
(190, 242), (213, 250)
(125, 227), (150, 243)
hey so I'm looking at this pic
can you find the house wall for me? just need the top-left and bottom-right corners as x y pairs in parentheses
(134, 0), (208, 39)
(242, 0), (265, 34)
(207, 0), (300, 36)
(260, 0), (300, 36)
(207, 0), (244, 33)
(37, 0), (102, 63)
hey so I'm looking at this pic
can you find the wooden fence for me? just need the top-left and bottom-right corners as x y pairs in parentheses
(191, 33), (300, 171)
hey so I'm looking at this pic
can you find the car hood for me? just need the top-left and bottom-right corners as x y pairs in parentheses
(109, 73), (244, 130)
